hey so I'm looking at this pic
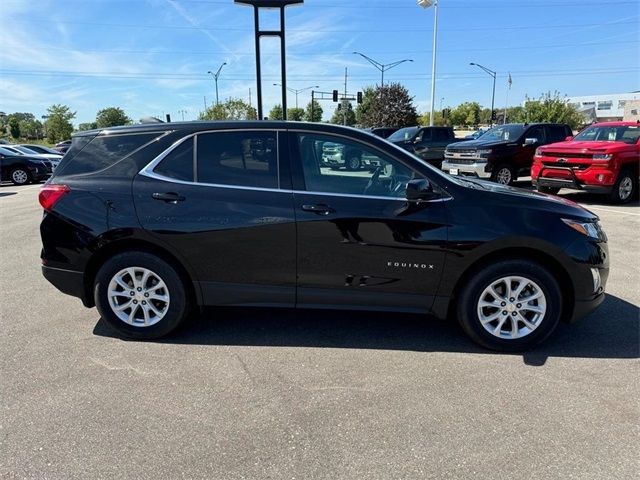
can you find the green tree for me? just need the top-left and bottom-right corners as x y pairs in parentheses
(95, 107), (131, 128)
(449, 102), (481, 127)
(8, 117), (20, 139)
(19, 119), (43, 139)
(514, 91), (584, 130)
(287, 107), (305, 121)
(199, 98), (257, 121)
(358, 83), (418, 128)
(355, 86), (376, 125)
(78, 122), (98, 131)
(418, 111), (448, 126)
(330, 102), (356, 126)
(45, 104), (76, 143)
(303, 100), (323, 122)
(268, 104), (283, 121)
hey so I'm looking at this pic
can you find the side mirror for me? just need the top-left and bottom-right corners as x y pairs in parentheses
(565, 136), (574, 141)
(406, 178), (437, 201)
(524, 138), (538, 146)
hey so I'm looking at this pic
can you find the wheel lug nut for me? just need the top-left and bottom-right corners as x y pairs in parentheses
(144, 293), (149, 297)
(509, 298), (515, 302)
(130, 291), (135, 296)
(517, 303), (521, 308)
(502, 310), (507, 315)
(137, 287), (142, 292)
(501, 302), (506, 306)
(133, 300), (138, 304)
(512, 311), (517, 316)
(142, 301), (146, 305)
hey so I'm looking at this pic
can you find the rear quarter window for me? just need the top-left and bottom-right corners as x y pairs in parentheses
(55, 132), (163, 177)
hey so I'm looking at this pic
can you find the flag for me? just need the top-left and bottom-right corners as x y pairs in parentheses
(507, 73), (512, 89)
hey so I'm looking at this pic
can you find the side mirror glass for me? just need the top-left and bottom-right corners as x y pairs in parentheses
(565, 136), (574, 141)
(406, 178), (436, 201)
(524, 137), (538, 146)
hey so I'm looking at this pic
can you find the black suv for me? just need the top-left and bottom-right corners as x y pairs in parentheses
(442, 123), (572, 185)
(40, 122), (608, 351)
(388, 126), (463, 169)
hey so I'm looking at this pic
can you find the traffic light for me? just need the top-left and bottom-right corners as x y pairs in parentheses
(332, 90), (339, 102)
(442, 108), (450, 119)
(337, 103), (342, 111)
(357, 91), (363, 104)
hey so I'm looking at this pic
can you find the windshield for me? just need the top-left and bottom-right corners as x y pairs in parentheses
(13, 146), (38, 154)
(480, 124), (526, 142)
(0, 147), (15, 155)
(573, 125), (640, 144)
(387, 127), (419, 142)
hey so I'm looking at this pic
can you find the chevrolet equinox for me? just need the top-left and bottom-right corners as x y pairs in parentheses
(39, 122), (609, 351)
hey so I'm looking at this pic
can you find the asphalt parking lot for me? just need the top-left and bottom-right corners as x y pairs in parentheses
(1, 182), (638, 479)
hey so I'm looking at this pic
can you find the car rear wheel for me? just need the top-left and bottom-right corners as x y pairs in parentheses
(491, 164), (515, 185)
(10, 168), (31, 185)
(346, 155), (361, 171)
(94, 251), (190, 339)
(457, 259), (562, 351)
(609, 169), (637, 204)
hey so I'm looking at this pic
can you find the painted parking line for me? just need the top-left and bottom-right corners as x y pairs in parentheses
(582, 205), (640, 217)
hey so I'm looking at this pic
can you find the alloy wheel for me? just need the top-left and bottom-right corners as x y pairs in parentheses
(619, 176), (633, 201)
(495, 168), (512, 185)
(348, 157), (360, 170)
(12, 169), (28, 184)
(107, 267), (170, 327)
(476, 275), (547, 340)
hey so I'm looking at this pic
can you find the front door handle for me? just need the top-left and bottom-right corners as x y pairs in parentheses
(152, 192), (185, 203)
(302, 204), (334, 215)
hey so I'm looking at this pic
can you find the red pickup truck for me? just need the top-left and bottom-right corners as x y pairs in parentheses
(532, 122), (639, 203)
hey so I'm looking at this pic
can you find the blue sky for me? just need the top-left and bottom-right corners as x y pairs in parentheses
(1, 0), (638, 124)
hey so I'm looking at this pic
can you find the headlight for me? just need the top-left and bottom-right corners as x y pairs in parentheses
(535, 148), (542, 156)
(592, 154), (612, 160)
(562, 218), (602, 239)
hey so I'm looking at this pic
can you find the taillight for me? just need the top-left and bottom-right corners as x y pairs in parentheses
(39, 184), (70, 211)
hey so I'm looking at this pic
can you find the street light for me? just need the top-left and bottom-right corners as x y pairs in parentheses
(273, 84), (319, 109)
(418, 0), (438, 126)
(352, 52), (413, 88)
(470, 62), (497, 125)
(207, 62), (227, 105)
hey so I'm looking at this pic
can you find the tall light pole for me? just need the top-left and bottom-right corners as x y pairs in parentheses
(273, 84), (319, 109)
(207, 62), (227, 105)
(352, 52), (413, 88)
(470, 62), (497, 125)
(178, 109), (187, 121)
(418, 0), (438, 126)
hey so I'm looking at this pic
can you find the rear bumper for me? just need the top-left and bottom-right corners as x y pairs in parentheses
(42, 265), (91, 306)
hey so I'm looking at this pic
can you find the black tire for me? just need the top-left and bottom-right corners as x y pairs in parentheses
(491, 164), (516, 185)
(94, 251), (190, 340)
(537, 186), (560, 195)
(345, 155), (361, 171)
(608, 169), (637, 204)
(457, 259), (562, 352)
(10, 167), (31, 185)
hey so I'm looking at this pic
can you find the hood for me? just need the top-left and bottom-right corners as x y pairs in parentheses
(457, 178), (597, 220)
(540, 140), (633, 153)
(446, 138), (515, 149)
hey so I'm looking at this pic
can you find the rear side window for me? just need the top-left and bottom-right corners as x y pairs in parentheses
(57, 132), (161, 176)
(546, 125), (568, 143)
(433, 129), (450, 141)
(154, 138), (194, 181)
(196, 131), (278, 188)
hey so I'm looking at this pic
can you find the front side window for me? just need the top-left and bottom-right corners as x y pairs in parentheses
(297, 134), (420, 199)
(525, 126), (545, 143)
(196, 131), (278, 188)
(388, 127), (420, 142)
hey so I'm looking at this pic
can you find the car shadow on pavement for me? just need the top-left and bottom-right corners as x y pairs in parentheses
(93, 294), (639, 366)
(0, 192), (17, 197)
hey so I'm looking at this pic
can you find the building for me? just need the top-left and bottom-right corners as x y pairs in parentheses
(623, 100), (640, 122)
(567, 92), (640, 122)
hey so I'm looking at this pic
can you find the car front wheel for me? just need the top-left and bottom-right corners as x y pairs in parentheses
(10, 168), (31, 185)
(94, 251), (190, 339)
(491, 164), (516, 185)
(346, 155), (361, 171)
(609, 169), (637, 204)
(457, 259), (562, 351)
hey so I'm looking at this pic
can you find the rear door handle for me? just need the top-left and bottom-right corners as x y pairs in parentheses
(152, 192), (185, 203)
(302, 204), (334, 215)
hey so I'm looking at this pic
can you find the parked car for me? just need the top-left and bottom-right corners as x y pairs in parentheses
(39, 121), (608, 351)
(387, 126), (463, 168)
(19, 144), (65, 157)
(532, 122), (639, 203)
(365, 127), (399, 139)
(4, 145), (62, 170)
(442, 123), (572, 185)
(0, 147), (52, 185)
(320, 141), (383, 171)
(54, 140), (72, 153)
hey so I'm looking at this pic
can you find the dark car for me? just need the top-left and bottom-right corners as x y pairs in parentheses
(54, 140), (72, 154)
(388, 126), (463, 168)
(365, 127), (399, 139)
(39, 121), (608, 351)
(442, 123), (572, 185)
(0, 146), (52, 185)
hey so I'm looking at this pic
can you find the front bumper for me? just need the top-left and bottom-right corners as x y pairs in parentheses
(532, 163), (616, 194)
(441, 159), (491, 178)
